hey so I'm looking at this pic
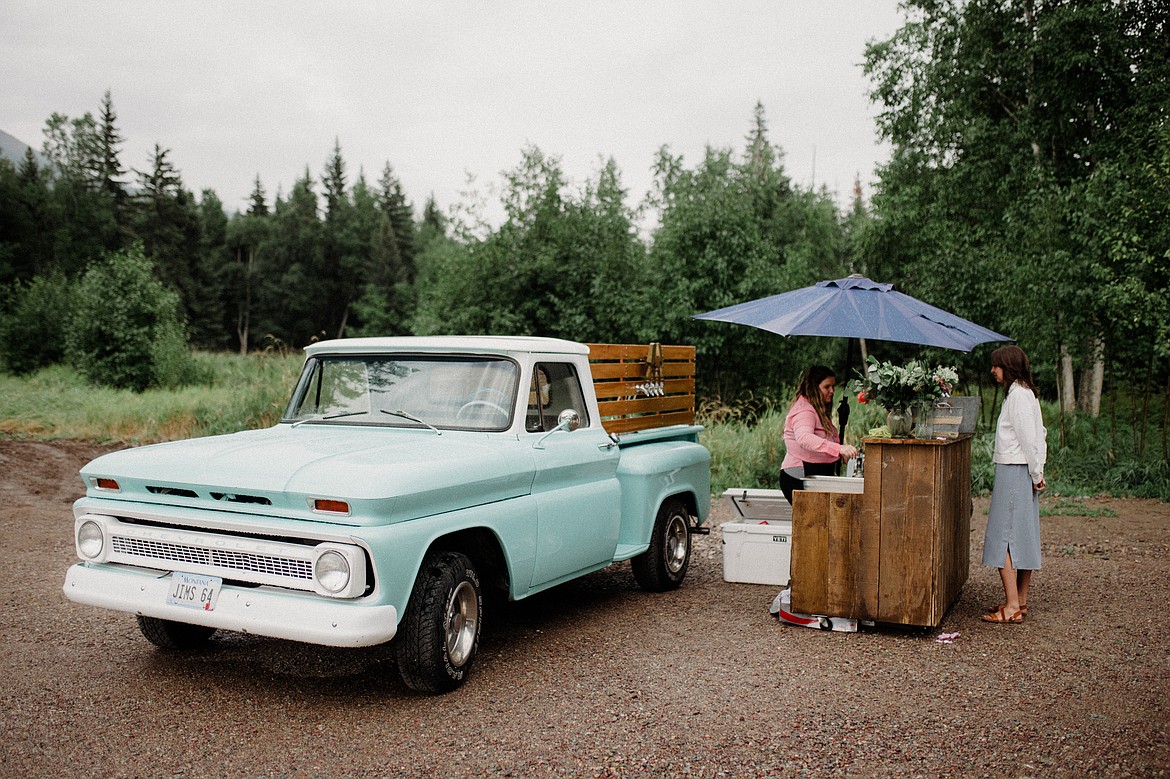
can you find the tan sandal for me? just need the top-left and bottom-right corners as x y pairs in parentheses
(987, 603), (1027, 616)
(981, 606), (1024, 624)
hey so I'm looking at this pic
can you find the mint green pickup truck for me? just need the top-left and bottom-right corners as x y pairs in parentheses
(64, 337), (710, 692)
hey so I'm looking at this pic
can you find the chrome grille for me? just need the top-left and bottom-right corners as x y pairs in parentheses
(111, 536), (313, 580)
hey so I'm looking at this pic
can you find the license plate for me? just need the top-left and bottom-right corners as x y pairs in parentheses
(166, 572), (222, 611)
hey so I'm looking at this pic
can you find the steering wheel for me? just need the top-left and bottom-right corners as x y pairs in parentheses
(456, 400), (509, 420)
(472, 387), (511, 403)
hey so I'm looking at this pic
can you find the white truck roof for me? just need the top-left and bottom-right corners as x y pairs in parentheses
(305, 336), (590, 357)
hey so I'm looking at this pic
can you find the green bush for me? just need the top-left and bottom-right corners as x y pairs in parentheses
(700, 405), (786, 495)
(65, 244), (195, 391)
(0, 273), (73, 374)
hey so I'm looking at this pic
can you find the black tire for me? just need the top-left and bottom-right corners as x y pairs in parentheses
(136, 615), (216, 649)
(396, 551), (483, 694)
(632, 497), (692, 592)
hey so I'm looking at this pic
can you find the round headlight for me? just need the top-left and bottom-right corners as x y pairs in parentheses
(314, 550), (351, 594)
(78, 520), (104, 559)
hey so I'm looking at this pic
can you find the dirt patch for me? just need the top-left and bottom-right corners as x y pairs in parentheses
(2, 440), (1167, 777)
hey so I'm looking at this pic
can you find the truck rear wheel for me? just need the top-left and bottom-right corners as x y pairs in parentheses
(632, 497), (691, 592)
(396, 551), (482, 693)
(136, 615), (216, 649)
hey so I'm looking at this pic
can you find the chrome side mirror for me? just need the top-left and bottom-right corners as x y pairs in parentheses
(534, 409), (582, 449)
(557, 409), (581, 432)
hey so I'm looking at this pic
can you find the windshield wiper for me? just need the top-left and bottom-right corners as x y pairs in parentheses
(291, 410), (366, 427)
(381, 409), (441, 435)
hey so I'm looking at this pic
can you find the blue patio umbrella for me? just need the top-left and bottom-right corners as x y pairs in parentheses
(693, 274), (1012, 353)
(693, 274), (1012, 433)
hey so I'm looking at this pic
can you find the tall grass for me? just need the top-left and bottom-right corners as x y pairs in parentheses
(0, 352), (302, 445)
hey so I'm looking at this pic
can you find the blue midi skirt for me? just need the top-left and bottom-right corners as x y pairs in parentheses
(982, 463), (1042, 570)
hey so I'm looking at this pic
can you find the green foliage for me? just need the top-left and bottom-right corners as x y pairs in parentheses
(647, 104), (854, 398)
(964, 393), (1170, 501)
(65, 243), (194, 391)
(850, 356), (959, 409)
(699, 403), (787, 495)
(413, 146), (647, 343)
(0, 273), (73, 373)
(862, 0), (1170, 397)
(1, 87), (1164, 483)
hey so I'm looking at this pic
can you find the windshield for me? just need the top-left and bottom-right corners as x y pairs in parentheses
(283, 354), (520, 431)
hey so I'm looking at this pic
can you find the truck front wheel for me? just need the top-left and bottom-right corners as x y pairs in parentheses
(396, 551), (483, 693)
(632, 497), (691, 592)
(136, 616), (216, 649)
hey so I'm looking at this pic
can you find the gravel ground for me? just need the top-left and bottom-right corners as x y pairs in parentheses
(1, 440), (1167, 778)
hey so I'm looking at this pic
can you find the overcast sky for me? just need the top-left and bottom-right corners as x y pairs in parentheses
(2, 1), (904, 220)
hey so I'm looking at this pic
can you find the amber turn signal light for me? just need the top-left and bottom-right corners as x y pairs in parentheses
(313, 498), (350, 514)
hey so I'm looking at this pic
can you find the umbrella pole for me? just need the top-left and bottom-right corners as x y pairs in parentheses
(838, 339), (856, 437)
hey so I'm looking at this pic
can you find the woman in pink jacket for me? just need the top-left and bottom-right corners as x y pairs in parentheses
(778, 365), (859, 504)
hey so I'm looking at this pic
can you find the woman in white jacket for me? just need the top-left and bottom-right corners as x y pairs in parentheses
(982, 345), (1047, 624)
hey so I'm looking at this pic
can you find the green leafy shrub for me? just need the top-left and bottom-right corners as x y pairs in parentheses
(700, 404), (787, 495)
(0, 273), (73, 374)
(65, 243), (194, 391)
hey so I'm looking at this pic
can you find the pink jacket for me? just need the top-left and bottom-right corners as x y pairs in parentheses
(781, 395), (842, 470)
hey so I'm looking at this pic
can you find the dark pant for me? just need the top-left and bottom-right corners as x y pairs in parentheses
(779, 460), (840, 505)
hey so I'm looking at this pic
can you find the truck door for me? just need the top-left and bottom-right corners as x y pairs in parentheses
(527, 361), (622, 587)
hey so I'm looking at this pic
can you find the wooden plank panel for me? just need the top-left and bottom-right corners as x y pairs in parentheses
(592, 378), (695, 400)
(876, 443), (938, 625)
(824, 492), (877, 619)
(589, 362), (696, 381)
(587, 342), (697, 432)
(938, 439), (971, 614)
(602, 410), (696, 434)
(791, 491), (829, 614)
(587, 343), (695, 361)
(598, 395), (695, 417)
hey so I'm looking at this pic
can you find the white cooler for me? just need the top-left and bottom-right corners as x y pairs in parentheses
(720, 487), (795, 586)
(720, 520), (793, 585)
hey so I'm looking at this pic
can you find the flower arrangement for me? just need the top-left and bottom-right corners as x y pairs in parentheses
(850, 356), (959, 411)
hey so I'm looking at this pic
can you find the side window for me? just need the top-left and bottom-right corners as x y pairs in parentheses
(526, 362), (589, 433)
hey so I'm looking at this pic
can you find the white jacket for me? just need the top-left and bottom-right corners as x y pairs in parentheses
(993, 382), (1048, 485)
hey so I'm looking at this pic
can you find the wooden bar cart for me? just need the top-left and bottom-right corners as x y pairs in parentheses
(790, 435), (973, 628)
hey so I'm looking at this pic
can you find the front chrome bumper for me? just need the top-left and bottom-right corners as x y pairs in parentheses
(64, 563), (398, 648)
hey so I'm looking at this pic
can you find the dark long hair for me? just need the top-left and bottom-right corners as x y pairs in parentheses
(991, 345), (1038, 395)
(791, 365), (836, 432)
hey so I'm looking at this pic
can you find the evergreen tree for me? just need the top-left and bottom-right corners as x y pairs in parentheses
(247, 175), (269, 217)
(0, 157), (44, 284)
(41, 111), (118, 273)
(260, 172), (322, 345)
(195, 189), (230, 350)
(377, 162), (417, 281)
(95, 90), (130, 235)
(132, 144), (205, 339)
(318, 141), (364, 338)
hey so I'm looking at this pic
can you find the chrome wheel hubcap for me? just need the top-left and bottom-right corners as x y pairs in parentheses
(445, 580), (479, 667)
(665, 512), (689, 574)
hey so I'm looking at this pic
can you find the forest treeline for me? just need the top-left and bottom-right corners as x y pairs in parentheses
(1, 1), (1167, 451)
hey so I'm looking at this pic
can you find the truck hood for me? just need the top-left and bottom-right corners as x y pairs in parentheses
(80, 425), (534, 526)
